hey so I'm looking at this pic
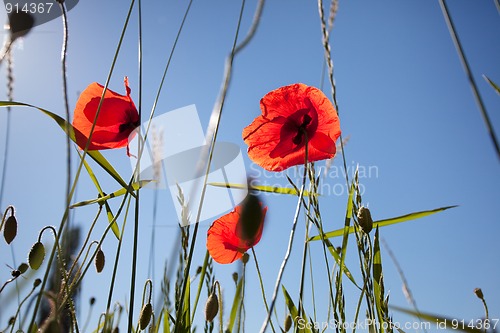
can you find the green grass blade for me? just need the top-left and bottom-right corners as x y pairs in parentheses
(337, 182), (355, 287)
(282, 285), (313, 333)
(181, 276), (191, 332)
(78, 150), (121, 239)
(309, 206), (457, 241)
(390, 305), (485, 333)
(191, 250), (210, 322)
(483, 75), (500, 95)
(322, 237), (359, 288)
(70, 180), (151, 208)
(228, 277), (244, 332)
(208, 182), (315, 197)
(163, 308), (171, 333)
(372, 227), (385, 333)
(0, 101), (130, 190)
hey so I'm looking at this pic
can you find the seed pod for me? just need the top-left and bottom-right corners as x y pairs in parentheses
(3, 215), (17, 244)
(474, 288), (484, 299)
(17, 262), (29, 274)
(284, 314), (292, 332)
(138, 303), (152, 330)
(357, 206), (373, 234)
(204, 292), (219, 323)
(95, 248), (105, 273)
(28, 242), (45, 270)
(241, 252), (250, 264)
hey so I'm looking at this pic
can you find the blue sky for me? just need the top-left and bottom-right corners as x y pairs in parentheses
(1, 1), (499, 332)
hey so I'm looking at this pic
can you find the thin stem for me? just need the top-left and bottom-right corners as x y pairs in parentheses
(259, 138), (309, 333)
(297, 175), (312, 319)
(0, 47), (14, 211)
(439, 0), (500, 161)
(251, 248), (276, 333)
(0, 39), (13, 67)
(174, 1), (247, 330)
(127, 0), (143, 329)
(58, 0), (71, 215)
(28, 1), (136, 329)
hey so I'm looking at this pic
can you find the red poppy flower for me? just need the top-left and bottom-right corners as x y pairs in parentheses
(72, 77), (140, 151)
(242, 83), (341, 171)
(207, 203), (267, 264)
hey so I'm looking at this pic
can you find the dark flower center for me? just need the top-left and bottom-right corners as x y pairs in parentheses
(119, 114), (140, 133)
(292, 113), (312, 145)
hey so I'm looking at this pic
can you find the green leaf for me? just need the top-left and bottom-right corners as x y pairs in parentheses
(372, 227), (385, 333)
(309, 206), (457, 241)
(182, 277), (191, 332)
(390, 305), (485, 333)
(0, 101), (130, 190)
(78, 150), (120, 239)
(308, 182), (359, 288)
(208, 182), (315, 197)
(228, 277), (244, 332)
(483, 75), (500, 95)
(163, 308), (171, 333)
(192, 251), (210, 323)
(337, 182), (355, 287)
(70, 180), (151, 208)
(282, 285), (313, 333)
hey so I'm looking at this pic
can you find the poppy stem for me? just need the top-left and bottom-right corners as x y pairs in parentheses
(259, 138), (309, 333)
(251, 248), (277, 333)
(174, 0), (252, 330)
(127, 0), (143, 330)
(58, 0), (72, 218)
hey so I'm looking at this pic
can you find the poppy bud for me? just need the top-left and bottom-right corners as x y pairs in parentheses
(3, 215), (17, 244)
(95, 248), (105, 273)
(232, 272), (238, 284)
(90, 297), (96, 305)
(241, 253), (250, 264)
(138, 303), (152, 330)
(33, 278), (42, 288)
(237, 193), (264, 242)
(357, 206), (373, 234)
(28, 242), (45, 270)
(474, 288), (484, 300)
(284, 314), (292, 332)
(196, 266), (202, 275)
(7, 12), (34, 41)
(17, 262), (29, 274)
(205, 291), (219, 323)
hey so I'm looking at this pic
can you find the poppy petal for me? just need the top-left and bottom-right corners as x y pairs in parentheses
(207, 204), (267, 264)
(72, 77), (139, 151)
(243, 83), (341, 171)
(206, 210), (244, 264)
